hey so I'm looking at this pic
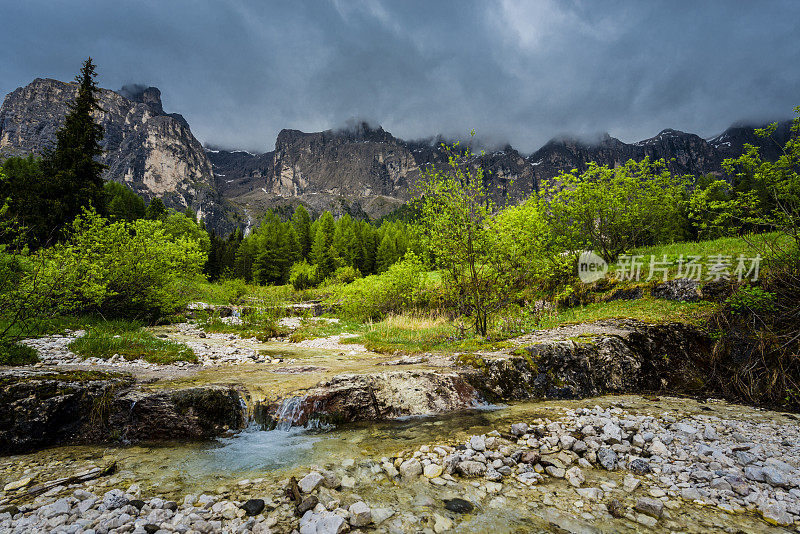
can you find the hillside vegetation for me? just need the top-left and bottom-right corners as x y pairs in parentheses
(1, 59), (798, 409)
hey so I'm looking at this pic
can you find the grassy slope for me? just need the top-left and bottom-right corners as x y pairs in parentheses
(68, 320), (197, 364)
(608, 232), (783, 280)
(342, 235), (768, 352)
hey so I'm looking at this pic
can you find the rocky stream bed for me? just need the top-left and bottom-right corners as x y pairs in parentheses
(1, 316), (799, 532)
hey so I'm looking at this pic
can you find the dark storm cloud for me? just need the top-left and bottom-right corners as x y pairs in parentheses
(1, 0), (798, 153)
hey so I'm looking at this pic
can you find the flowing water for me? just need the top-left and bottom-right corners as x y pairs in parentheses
(3, 394), (794, 532)
(6, 329), (796, 532)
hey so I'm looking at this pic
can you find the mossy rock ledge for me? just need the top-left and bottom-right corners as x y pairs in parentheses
(0, 370), (248, 454)
(459, 319), (712, 402)
(256, 371), (480, 429)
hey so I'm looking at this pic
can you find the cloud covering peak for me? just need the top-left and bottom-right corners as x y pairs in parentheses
(1, 0), (797, 153)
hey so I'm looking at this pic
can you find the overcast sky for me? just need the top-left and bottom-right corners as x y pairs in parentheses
(1, 1), (798, 153)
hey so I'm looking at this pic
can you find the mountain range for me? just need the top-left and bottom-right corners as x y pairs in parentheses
(0, 78), (792, 234)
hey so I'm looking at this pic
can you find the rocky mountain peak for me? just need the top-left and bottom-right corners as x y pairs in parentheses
(118, 84), (163, 113)
(0, 77), (233, 232)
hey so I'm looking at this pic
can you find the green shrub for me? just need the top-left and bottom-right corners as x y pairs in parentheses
(290, 261), (318, 290)
(331, 265), (360, 284)
(0, 342), (39, 365)
(32, 211), (206, 320)
(333, 252), (425, 321)
(725, 285), (777, 315)
(543, 158), (687, 262)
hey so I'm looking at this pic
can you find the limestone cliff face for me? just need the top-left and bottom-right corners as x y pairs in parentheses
(0, 78), (233, 232)
(4, 76), (790, 230)
(268, 124), (421, 198)
(527, 130), (719, 186)
(526, 124), (792, 186)
(211, 118), (792, 222)
(210, 123), (540, 219)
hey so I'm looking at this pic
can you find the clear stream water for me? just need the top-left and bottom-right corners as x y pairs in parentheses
(5, 325), (796, 532)
(3, 395), (793, 533)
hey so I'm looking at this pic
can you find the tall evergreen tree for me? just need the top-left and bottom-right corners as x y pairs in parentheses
(292, 205), (313, 259)
(41, 58), (106, 227)
(145, 198), (167, 220)
(311, 211), (337, 279)
(361, 223), (378, 274)
(375, 232), (397, 273)
(0, 156), (48, 247)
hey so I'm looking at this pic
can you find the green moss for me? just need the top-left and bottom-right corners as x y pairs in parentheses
(536, 297), (716, 329)
(567, 333), (598, 344)
(0, 370), (123, 388)
(455, 353), (486, 369)
(522, 351), (539, 374)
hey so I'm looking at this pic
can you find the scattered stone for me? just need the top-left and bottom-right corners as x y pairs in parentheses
(456, 461), (487, 478)
(399, 458), (423, 479)
(372, 507), (395, 525)
(596, 448), (618, 470)
(433, 513), (455, 533)
(444, 498), (474, 514)
(635, 497), (664, 519)
(519, 451), (540, 464)
(103, 489), (128, 510)
(511, 423), (529, 436)
(623, 474), (641, 493)
(424, 463), (444, 479)
(297, 495), (319, 515)
(565, 466), (585, 487)
(349, 501), (372, 527)
(298, 472), (325, 493)
(607, 499), (626, 518)
(628, 458), (651, 475)
(545, 466), (565, 478)
(3, 477), (32, 492)
(762, 466), (789, 488)
(760, 502), (794, 526)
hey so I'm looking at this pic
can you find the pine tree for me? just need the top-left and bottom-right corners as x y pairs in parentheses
(311, 211), (337, 279)
(145, 198), (167, 220)
(375, 233), (397, 273)
(41, 58), (106, 227)
(292, 205), (313, 259)
(361, 224), (378, 274)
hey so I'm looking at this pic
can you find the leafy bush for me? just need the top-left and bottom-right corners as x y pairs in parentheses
(162, 209), (211, 253)
(32, 211), (206, 320)
(334, 252), (426, 321)
(543, 158), (687, 262)
(687, 180), (740, 239)
(290, 261), (318, 290)
(0, 342), (39, 365)
(331, 265), (360, 284)
(725, 285), (777, 315)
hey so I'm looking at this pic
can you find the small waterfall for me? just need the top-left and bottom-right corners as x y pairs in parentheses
(238, 396), (250, 427)
(273, 396), (308, 431)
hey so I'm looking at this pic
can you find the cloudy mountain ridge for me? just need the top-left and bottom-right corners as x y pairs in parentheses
(0, 78), (792, 231)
